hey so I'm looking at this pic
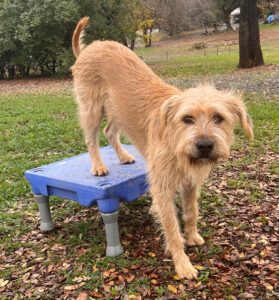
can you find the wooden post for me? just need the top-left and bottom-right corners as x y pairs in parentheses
(217, 45), (219, 56)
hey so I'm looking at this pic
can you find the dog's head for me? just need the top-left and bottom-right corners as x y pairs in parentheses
(159, 84), (253, 165)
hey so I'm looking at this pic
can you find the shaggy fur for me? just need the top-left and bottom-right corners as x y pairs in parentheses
(71, 17), (254, 279)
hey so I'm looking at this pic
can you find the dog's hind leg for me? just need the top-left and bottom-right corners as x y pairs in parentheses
(182, 186), (205, 246)
(104, 120), (135, 164)
(77, 89), (108, 176)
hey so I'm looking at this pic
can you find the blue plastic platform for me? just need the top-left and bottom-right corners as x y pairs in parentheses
(25, 145), (148, 213)
(25, 145), (148, 256)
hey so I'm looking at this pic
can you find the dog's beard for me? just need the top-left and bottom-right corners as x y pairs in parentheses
(188, 153), (219, 165)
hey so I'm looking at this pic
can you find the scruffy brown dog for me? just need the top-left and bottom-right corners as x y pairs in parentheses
(71, 17), (254, 279)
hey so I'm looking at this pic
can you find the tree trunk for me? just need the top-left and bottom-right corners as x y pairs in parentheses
(130, 39), (135, 51)
(39, 63), (45, 75)
(143, 27), (148, 47)
(0, 67), (5, 79)
(18, 65), (25, 78)
(239, 0), (264, 68)
(52, 59), (56, 74)
(148, 28), (153, 47)
(8, 66), (15, 78)
(25, 65), (30, 77)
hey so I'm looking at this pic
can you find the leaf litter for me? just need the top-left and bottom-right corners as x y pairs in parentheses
(0, 74), (278, 299)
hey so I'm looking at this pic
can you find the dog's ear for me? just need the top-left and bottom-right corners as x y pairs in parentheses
(158, 95), (181, 139)
(227, 96), (254, 140)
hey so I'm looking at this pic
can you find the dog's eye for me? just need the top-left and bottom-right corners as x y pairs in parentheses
(213, 114), (224, 124)
(183, 115), (194, 124)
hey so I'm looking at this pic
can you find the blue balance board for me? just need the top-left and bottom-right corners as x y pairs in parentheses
(25, 145), (148, 213)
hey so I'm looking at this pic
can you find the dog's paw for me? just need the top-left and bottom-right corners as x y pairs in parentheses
(91, 165), (109, 176)
(119, 153), (135, 164)
(186, 233), (205, 246)
(174, 257), (198, 280)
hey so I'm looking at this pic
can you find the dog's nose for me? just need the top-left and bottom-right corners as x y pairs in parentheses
(196, 139), (214, 156)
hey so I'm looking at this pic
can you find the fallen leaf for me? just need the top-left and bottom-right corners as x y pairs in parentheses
(239, 252), (245, 259)
(76, 292), (89, 300)
(128, 295), (141, 300)
(131, 264), (140, 270)
(150, 279), (157, 284)
(73, 276), (91, 283)
(173, 274), (181, 280)
(90, 291), (103, 298)
(93, 266), (99, 272)
(263, 283), (273, 291)
(102, 271), (111, 278)
(126, 275), (135, 283)
(194, 265), (205, 271)
(239, 292), (254, 299)
(108, 268), (116, 273)
(64, 284), (79, 291)
(168, 284), (177, 294)
(64, 282), (85, 291)
(0, 279), (9, 287)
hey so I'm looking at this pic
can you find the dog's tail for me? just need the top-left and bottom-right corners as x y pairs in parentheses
(72, 17), (89, 58)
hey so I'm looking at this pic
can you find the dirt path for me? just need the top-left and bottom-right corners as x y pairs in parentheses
(1, 65), (278, 97)
(154, 26), (279, 47)
(168, 64), (279, 96)
(0, 78), (72, 95)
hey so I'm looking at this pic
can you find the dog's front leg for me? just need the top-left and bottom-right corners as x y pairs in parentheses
(182, 186), (205, 246)
(149, 183), (198, 279)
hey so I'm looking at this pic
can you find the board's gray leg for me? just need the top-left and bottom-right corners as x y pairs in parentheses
(35, 195), (55, 232)
(101, 211), (123, 257)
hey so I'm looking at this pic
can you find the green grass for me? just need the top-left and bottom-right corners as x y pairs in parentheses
(136, 39), (279, 77)
(0, 92), (277, 226)
(152, 43), (279, 77)
(260, 23), (279, 30)
(153, 53), (239, 77)
(0, 93), (93, 209)
(0, 88), (277, 218)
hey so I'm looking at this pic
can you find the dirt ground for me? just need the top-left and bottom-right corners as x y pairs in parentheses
(0, 65), (278, 97)
(153, 26), (279, 48)
(0, 78), (72, 95)
(168, 64), (279, 96)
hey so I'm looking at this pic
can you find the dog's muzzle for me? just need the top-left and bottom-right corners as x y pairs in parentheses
(196, 138), (214, 158)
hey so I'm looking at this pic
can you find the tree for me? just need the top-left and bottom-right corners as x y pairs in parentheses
(0, 0), (78, 78)
(119, 0), (153, 50)
(18, 0), (78, 75)
(78, 0), (129, 46)
(140, 19), (154, 47)
(80, 0), (150, 50)
(183, 0), (216, 31)
(143, 0), (216, 36)
(257, 0), (279, 18)
(0, 0), (27, 78)
(0, 0), (152, 78)
(239, 0), (264, 68)
(213, 0), (240, 30)
(144, 0), (185, 36)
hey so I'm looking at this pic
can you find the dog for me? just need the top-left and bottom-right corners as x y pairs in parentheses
(71, 17), (254, 279)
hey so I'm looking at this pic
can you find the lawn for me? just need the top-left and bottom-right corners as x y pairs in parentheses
(136, 40), (279, 77)
(0, 30), (278, 299)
